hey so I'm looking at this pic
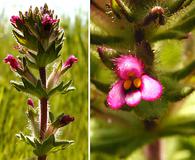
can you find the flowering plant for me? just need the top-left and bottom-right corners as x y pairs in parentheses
(91, 0), (195, 159)
(4, 4), (77, 160)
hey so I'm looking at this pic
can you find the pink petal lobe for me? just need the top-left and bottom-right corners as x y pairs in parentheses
(114, 55), (144, 79)
(107, 80), (125, 109)
(125, 91), (141, 107)
(62, 55), (78, 70)
(4, 54), (20, 70)
(141, 75), (163, 101)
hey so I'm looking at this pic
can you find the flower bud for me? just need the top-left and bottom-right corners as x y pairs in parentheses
(142, 6), (165, 26)
(59, 115), (74, 127)
(47, 55), (78, 89)
(10, 16), (23, 25)
(42, 13), (59, 31)
(62, 55), (78, 71)
(42, 14), (58, 25)
(27, 98), (34, 108)
(150, 6), (165, 15)
(45, 114), (74, 137)
(4, 54), (20, 71)
(52, 114), (74, 129)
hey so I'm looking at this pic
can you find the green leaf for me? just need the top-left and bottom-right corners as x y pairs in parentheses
(49, 112), (55, 123)
(172, 15), (195, 33)
(114, 0), (134, 22)
(159, 116), (195, 137)
(169, 0), (187, 14)
(13, 30), (37, 51)
(91, 78), (110, 93)
(10, 78), (47, 98)
(48, 80), (75, 97)
(62, 86), (76, 94)
(33, 135), (74, 156)
(50, 140), (74, 153)
(169, 60), (195, 80)
(91, 33), (123, 45)
(160, 76), (194, 102)
(16, 132), (35, 148)
(150, 30), (187, 42)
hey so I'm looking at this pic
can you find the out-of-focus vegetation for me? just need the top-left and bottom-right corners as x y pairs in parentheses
(0, 12), (88, 160)
(91, 31), (195, 160)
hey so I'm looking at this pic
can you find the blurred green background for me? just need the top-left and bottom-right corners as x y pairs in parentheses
(0, 6), (88, 160)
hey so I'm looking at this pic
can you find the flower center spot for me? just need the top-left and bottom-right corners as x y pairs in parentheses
(123, 80), (132, 90)
(128, 72), (135, 77)
(133, 78), (141, 88)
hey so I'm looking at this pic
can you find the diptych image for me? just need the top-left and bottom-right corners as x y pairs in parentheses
(0, 0), (195, 160)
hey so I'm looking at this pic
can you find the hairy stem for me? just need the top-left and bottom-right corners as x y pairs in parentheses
(144, 120), (162, 160)
(38, 67), (48, 160)
(40, 97), (48, 140)
(38, 155), (47, 160)
(145, 140), (162, 160)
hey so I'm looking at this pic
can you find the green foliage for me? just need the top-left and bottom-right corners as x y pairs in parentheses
(16, 133), (73, 156)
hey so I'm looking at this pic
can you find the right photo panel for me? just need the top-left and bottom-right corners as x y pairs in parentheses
(90, 1), (195, 160)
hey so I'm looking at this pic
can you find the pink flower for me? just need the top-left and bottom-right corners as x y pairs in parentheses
(42, 14), (58, 27)
(4, 54), (20, 71)
(107, 55), (163, 109)
(10, 16), (23, 25)
(62, 55), (78, 70)
(27, 98), (34, 108)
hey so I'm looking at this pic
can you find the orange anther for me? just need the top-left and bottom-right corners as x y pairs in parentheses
(133, 78), (141, 88)
(123, 80), (132, 90)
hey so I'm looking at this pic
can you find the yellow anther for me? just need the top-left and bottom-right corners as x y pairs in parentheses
(133, 78), (141, 88)
(128, 72), (135, 77)
(123, 80), (132, 90)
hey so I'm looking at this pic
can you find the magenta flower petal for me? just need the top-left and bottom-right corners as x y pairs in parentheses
(62, 55), (78, 70)
(107, 80), (125, 109)
(10, 16), (23, 25)
(141, 75), (163, 101)
(125, 90), (141, 107)
(42, 14), (58, 26)
(114, 55), (144, 79)
(4, 54), (20, 71)
(27, 98), (34, 108)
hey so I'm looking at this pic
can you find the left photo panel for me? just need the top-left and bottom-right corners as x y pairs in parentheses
(0, 1), (88, 160)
